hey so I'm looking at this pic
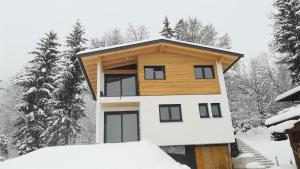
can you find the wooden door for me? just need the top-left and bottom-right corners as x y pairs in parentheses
(195, 145), (231, 169)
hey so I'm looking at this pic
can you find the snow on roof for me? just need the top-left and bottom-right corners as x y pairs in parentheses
(0, 141), (189, 169)
(268, 119), (300, 133)
(265, 104), (300, 126)
(275, 86), (300, 102)
(77, 37), (243, 57)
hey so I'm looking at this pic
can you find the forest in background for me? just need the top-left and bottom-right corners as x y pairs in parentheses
(0, 0), (299, 160)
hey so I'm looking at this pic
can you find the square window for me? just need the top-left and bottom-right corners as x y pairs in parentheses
(199, 103), (209, 118)
(159, 105), (182, 122)
(144, 66), (165, 80)
(211, 103), (222, 117)
(194, 66), (214, 79)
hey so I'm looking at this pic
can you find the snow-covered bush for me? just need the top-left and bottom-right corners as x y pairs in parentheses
(0, 135), (8, 159)
(271, 131), (288, 141)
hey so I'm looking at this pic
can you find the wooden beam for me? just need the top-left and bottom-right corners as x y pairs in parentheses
(103, 69), (137, 74)
(102, 55), (137, 66)
(159, 44), (165, 53)
(103, 60), (137, 70)
(217, 56), (224, 62)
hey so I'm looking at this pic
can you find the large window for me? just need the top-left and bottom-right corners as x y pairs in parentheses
(194, 65), (215, 79)
(159, 104), (182, 122)
(198, 103), (209, 118)
(144, 66), (165, 80)
(105, 74), (137, 97)
(105, 111), (139, 143)
(211, 103), (222, 117)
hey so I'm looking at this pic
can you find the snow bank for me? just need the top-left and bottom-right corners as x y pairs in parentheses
(238, 153), (255, 158)
(237, 127), (295, 168)
(275, 86), (300, 102)
(0, 140), (189, 169)
(265, 104), (300, 126)
(246, 162), (265, 169)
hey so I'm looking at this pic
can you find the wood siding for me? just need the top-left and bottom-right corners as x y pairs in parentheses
(195, 145), (231, 169)
(137, 52), (221, 96)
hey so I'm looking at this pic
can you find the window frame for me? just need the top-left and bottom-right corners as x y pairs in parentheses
(104, 111), (140, 143)
(194, 65), (215, 79)
(159, 104), (183, 122)
(211, 103), (222, 118)
(144, 66), (166, 80)
(198, 103), (210, 118)
(104, 74), (138, 97)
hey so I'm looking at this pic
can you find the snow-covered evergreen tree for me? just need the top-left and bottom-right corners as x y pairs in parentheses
(13, 31), (60, 155)
(0, 135), (8, 159)
(174, 19), (188, 41)
(160, 17), (174, 39)
(272, 0), (300, 83)
(42, 21), (87, 145)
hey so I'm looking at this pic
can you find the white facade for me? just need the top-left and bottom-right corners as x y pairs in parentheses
(95, 61), (235, 146)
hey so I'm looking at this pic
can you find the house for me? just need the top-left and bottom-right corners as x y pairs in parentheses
(265, 86), (300, 168)
(77, 38), (243, 169)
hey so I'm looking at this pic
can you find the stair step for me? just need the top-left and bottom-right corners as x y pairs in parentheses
(237, 139), (274, 168)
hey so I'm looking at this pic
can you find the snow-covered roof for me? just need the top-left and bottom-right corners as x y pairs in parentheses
(268, 119), (300, 133)
(265, 104), (300, 127)
(0, 141), (189, 169)
(77, 37), (243, 58)
(275, 86), (300, 102)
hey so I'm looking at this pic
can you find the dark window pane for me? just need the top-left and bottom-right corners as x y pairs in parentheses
(170, 106), (181, 120)
(106, 76), (121, 97)
(195, 67), (204, 79)
(160, 107), (170, 121)
(204, 67), (214, 78)
(122, 76), (136, 96)
(145, 67), (154, 79)
(211, 103), (221, 117)
(106, 114), (122, 143)
(122, 114), (138, 142)
(199, 104), (209, 117)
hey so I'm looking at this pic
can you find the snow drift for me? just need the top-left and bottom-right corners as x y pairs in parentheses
(0, 140), (189, 169)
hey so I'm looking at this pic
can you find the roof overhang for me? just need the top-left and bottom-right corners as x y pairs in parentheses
(276, 86), (300, 102)
(77, 38), (244, 100)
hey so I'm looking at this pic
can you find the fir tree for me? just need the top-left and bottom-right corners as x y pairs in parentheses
(0, 135), (8, 159)
(174, 19), (188, 41)
(160, 17), (174, 38)
(272, 0), (300, 83)
(13, 31), (60, 155)
(42, 21), (87, 145)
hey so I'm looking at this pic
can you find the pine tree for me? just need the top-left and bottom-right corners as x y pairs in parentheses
(0, 135), (8, 159)
(42, 21), (87, 146)
(272, 0), (300, 83)
(13, 31), (60, 155)
(174, 19), (188, 41)
(160, 17), (174, 38)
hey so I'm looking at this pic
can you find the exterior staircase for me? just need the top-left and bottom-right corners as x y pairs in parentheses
(237, 139), (275, 168)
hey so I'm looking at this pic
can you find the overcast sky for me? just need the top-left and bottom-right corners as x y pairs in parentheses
(0, 0), (273, 80)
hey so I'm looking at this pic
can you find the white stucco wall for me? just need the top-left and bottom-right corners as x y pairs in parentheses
(95, 61), (235, 145)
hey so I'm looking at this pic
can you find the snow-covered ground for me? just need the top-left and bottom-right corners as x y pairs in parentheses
(237, 127), (296, 169)
(0, 140), (189, 169)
